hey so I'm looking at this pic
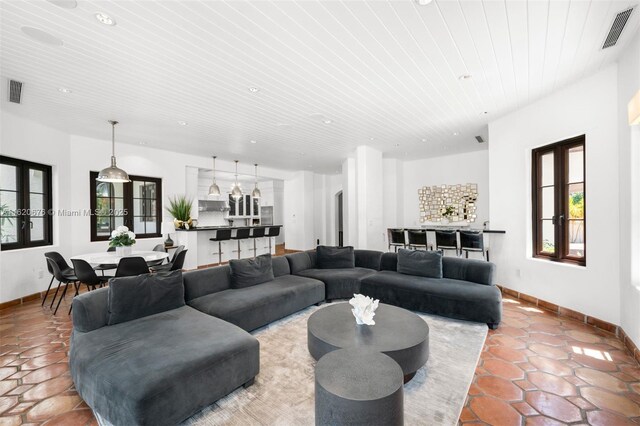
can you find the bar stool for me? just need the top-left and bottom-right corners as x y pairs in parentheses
(250, 226), (266, 258)
(232, 227), (251, 259)
(265, 226), (281, 254)
(460, 230), (485, 259)
(435, 230), (459, 256)
(387, 228), (407, 252)
(407, 230), (428, 250)
(210, 229), (232, 265)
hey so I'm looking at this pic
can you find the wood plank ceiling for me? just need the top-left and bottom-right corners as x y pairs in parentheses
(1, 0), (638, 172)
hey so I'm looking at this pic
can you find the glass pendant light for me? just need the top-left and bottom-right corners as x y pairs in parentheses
(231, 160), (243, 200)
(97, 120), (130, 182)
(208, 156), (221, 197)
(251, 163), (261, 199)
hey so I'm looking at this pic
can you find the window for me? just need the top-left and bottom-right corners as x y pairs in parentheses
(0, 156), (53, 250)
(532, 135), (585, 265)
(90, 172), (162, 241)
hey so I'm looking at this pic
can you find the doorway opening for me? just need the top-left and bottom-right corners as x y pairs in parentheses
(335, 191), (343, 247)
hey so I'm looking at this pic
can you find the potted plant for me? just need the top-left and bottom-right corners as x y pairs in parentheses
(110, 226), (136, 256)
(0, 203), (15, 244)
(166, 195), (193, 229)
(441, 205), (455, 225)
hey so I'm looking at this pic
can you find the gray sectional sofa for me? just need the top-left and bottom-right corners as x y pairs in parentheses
(70, 246), (501, 425)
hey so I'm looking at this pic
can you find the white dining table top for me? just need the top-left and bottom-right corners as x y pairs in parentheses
(70, 251), (169, 266)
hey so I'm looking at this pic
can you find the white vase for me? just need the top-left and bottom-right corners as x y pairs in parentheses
(441, 217), (450, 225)
(116, 246), (132, 256)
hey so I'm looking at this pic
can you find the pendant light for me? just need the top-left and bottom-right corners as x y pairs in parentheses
(231, 160), (243, 200)
(251, 163), (261, 199)
(96, 120), (130, 183)
(208, 156), (221, 197)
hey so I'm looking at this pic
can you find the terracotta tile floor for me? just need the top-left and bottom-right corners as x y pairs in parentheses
(1, 291), (639, 425)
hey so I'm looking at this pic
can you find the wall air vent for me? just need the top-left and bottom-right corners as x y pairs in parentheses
(475, 136), (485, 144)
(602, 7), (634, 49)
(8, 79), (23, 104)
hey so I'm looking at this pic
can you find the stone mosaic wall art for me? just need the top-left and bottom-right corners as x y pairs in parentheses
(418, 183), (478, 223)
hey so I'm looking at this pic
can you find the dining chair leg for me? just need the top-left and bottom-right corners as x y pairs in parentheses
(50, 281), (62, 309)
(53, 282), (69, 315)
(41, 276), (54, 306)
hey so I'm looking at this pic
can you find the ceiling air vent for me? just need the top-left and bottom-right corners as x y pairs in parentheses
(475, 136), (485, 144)
(602, 7), (634, 49)
(8, 79), (23, 104)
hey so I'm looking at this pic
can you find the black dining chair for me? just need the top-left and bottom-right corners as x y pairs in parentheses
(43, 252), (75, 307)
(147, 244), (168, 267)
(460, 230), (486, 260)
(72, 259), (112, 292)
(115, 257), (150, 277)
(94, 246), (117, 275)
(435, 230), (459, 256)
(150, 245), (185, 272)
(388, 229), (407, 252)
(47, 258), (78, 315)
(168, 248), (188, 271)
(407, 230), (428, 251)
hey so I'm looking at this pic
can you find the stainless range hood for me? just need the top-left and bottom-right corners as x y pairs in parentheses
(198, 200), (230, 212)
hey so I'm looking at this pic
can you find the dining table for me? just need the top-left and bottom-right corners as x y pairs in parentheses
(70, 251), (169, 269)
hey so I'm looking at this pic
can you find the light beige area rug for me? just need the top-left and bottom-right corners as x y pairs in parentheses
(185, 305), (487, 426)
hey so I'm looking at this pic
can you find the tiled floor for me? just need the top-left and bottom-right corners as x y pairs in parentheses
(0, 291), (638, 425)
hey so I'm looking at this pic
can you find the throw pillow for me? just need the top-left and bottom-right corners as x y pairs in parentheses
(229, 253), (274, 289)
(316, 245), (355, 269)
(107, 270), (185, 325)
(397, 249), (443, 278)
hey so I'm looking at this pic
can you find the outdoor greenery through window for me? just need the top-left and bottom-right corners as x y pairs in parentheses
(90, 172), (161, 241)
(532, 135), (585, 265)
(0, 156), (53, 250)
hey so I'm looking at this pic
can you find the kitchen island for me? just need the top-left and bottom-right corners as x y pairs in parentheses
(174, 225), (283, 270)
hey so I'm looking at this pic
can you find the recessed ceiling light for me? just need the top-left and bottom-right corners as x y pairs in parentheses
(58, 87), (72, 94)
(298, 151), (305, 156)
(453, 132), (459, 136)
(248, 87), (260, 93)
(458, 74), (472, 80)
(395, 143), (400, 147)
(95, 12), (116, 26)
(482, 111), (488, 115)
(21, 26), (63, 46)
(139, 141), (147, 145)
(250, 140), (257, 144)
(421, 138), (426, 142)
(323, 119), (332, 124)
(415, 0), (433, 5)
(47, 0), (77, 9)
(177, 121), (188, 126)
(370, 137), (375, 141)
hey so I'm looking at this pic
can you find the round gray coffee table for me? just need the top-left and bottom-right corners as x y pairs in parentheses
(308, 302), (429, 382)
(315, 348), (404, 426)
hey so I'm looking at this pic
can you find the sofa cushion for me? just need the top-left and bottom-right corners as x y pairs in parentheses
(354, 250), (382, 271)
(397, 249), (443, 278)
(316, 245), (355, 269)
(286, 252), (314, 274)
(107, 271), (185, 326)
(360, 271), (502, 325)
(183, 266), (231, 302)
(70, 306), (259, 426)
(272, 256), (291, 277)
(188, 275), (325, 331)
(229, 254), (274, 289)
(296, 267), (376, 300)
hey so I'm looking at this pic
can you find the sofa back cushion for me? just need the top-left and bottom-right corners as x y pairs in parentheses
(397, 249), (443, 278)
(443, 257), (495, 286)
(316, 245), (355, 269)
(107, 270), (185, 325)
(355, 250), (382, 270)
(229, 254), (274, 289)
(183, 265), (231, 301)
(286, 252), (314, 274)
(380, 252), (398, 272)
(272, 256), (291, 277)
(72, 287), (109, 332)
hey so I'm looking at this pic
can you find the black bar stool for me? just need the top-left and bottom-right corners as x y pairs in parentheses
(250, 226), (266, 258)
(407, 230), (428, 250)
(435, 230), (459, 256)
(232, 227), (251, 259)
(210, 228), (232, 265)
(460, 230), (485, 260)
(265, 226), (281, 254)
(387, 228), (407, 252)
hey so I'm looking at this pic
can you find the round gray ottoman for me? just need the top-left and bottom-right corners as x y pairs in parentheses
(315, 348), (404, 426)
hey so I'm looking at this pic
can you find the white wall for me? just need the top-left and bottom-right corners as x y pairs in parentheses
(401, 150), (489, 228)
(488, 65), (620, 325)
(283, 171), (315, 251)
(355, 146), (385, 251)
(617, 29), (640, 348)
(0, 112), (72, 302)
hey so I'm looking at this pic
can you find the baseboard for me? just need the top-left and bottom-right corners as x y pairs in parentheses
(498, 285), (640, 365)
(0, 284), (74, 311)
